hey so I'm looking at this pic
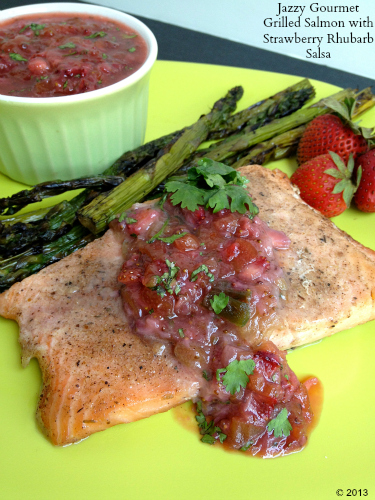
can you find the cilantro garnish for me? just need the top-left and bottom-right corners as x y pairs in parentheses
(178, 328), (185, 338)
(210, 292), (229, 314)
(85, 31), (107, 38)
(190, 264), (215, 283)
(59, 42), (76, 49)
(240, 441), (253, 451)
(158, 232), (188, 244)
(118, 212), (137, 223)
(154, 259), (180, 296)
(156, 287), (166, 298)
(9, 53), (28, 62)
(147, 219), (187, 244)
(195, 400), (226, 445)
(102, 53), (108, 59)
(122, 33), (137, 38)
(128, 47), (136, 52)
(164, 158), (259, 217)
(201, 434), (215, 445)
(267, 408), (292, 438)
(147, 219), (168, 243)
(216, 358), (255, 395)
(158, 193), (168, 210)
(19, 23), (45, 35)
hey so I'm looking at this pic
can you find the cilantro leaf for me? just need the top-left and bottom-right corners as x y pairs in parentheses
(206, 189), (230, 212)
(164, 158), (258, 216)
(146, 218), (187, 244)
(240, 441), (253, 451)
(9, 53), (28, 62)
(195, 400), (227, 445)
(218, 431), (227, 444)
(85, 31), (107, 38)
(224, 185), (259, 215)
(267, 408), (292, 438)
(165, 181), (206, 212)
(210, 292), (229, 314)
(19, 23), (45, 35)
(190, 158), (240, 182)
(157, 232), (188, 244)
(190, 264), (215, 283)
(147, 219), (169, 243)
(216, 358), (255, 395)
(30, 23), (45, 33)
(59, 42), (76, 49)
(118, 212), (137, 223)
(154, 259), (180, 296)
(201, 434), (215, 445)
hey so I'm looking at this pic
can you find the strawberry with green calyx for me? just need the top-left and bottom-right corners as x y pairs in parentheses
(290, 151), (361, 218)
(296, 97), (374, 165)
(353, 150), (375, 212)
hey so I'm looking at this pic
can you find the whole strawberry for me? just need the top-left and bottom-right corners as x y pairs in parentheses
(297, 114), (368, 165)
(291, 152), (360, 218)
(354, 150), (375, 212)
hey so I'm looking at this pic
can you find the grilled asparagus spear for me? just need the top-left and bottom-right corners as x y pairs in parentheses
(208, 78), (314, 140)
(0, 225), (95, 292)
(0, 176), (124, 216)
(78, 86), (244, 234)
(0, 193), (88, 258)
(148, 88), (375, 198)
(184, 89), (359, 167)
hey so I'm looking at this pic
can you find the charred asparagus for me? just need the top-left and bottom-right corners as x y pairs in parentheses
(78, 86), (244, 234)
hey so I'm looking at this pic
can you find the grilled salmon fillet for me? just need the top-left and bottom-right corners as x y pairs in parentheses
(0, 228), (200, 445)
(1, 164), (374, 445)
(241, 165), (375, 349)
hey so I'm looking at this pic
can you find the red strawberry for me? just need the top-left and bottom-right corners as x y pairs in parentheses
(297, 114), (368, 165)
(290, 152), (360, 218)
(353, 150), (375, 212)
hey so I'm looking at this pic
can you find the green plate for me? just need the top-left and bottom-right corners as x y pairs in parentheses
(1, 61), (374, 500)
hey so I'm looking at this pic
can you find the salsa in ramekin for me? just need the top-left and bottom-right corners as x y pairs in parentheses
(0, 13), (148, 97)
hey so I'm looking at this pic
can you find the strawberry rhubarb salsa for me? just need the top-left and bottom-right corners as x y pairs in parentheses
(0, 13), (147, 97)
(113, 160), (316, 457)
